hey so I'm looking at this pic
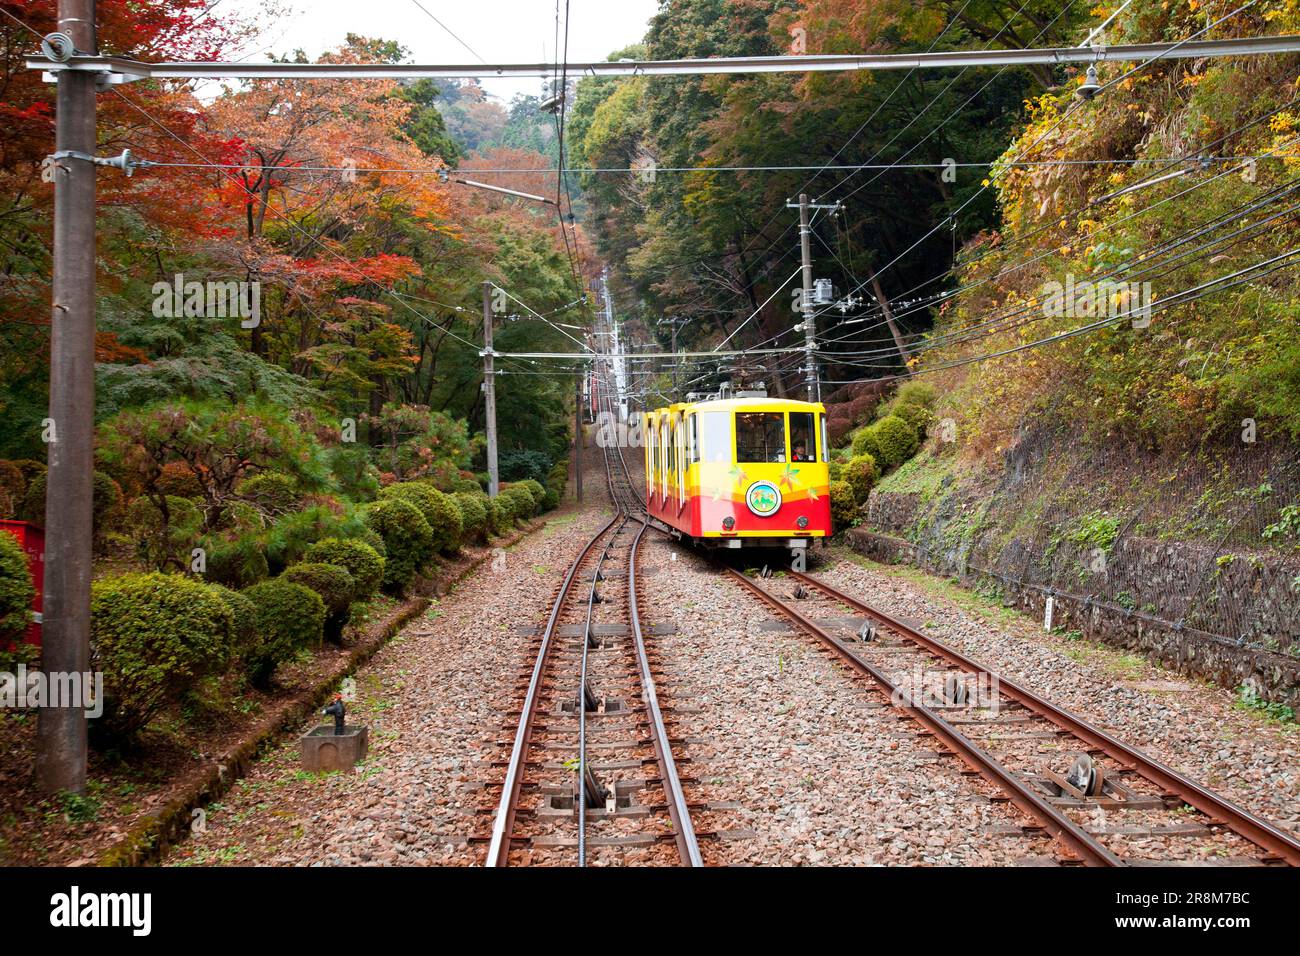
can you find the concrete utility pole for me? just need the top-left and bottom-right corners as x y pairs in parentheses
(787, 193), (840, 403)
(482, 281), (499, 497)
(574, 366), (583, 504)
(37, 0), (97, 796)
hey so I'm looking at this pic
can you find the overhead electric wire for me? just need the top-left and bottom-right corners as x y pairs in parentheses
(824, 245), (1300, 386)
(859, 89), (1300, 324)
(817, 138), (1300, 357)
(819, 173), (1300, 365)
(106, 87), (572, 383)
(407, 0), (487, 63)
(752, 54), (1300, 367)
(805, 0), (1268, 331)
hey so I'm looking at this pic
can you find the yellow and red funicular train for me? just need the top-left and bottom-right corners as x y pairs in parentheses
(643, 396), (832, 548)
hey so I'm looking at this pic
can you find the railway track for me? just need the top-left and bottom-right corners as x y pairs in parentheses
(723, 562), (1300, 866)
(481, 378), (702, 866)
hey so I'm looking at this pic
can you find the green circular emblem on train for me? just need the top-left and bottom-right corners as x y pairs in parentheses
(745, 480), (782, 517)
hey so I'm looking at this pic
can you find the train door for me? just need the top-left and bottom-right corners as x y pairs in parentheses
(644, 414), (653, 507)
(659, 418), (669, 515)
(681, 413), (691, 512)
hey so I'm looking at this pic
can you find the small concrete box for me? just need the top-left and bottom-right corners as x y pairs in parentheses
(300, 725), (368, 772)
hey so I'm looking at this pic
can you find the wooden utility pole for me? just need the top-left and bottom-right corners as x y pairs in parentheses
(870, 274), (912, 362)
(482, 281), (499, 497)
(37, 0), (97, 795)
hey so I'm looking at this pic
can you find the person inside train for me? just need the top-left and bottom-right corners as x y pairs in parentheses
(792, 442), (810, 462)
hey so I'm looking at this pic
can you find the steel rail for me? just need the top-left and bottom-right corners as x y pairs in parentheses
(485, 513), (619, 867)
(790, 570), (1300, 866)
(628, 518), (705, 866)
(30, 35), (1300, 81)
(578, 516), (626, 865)
(724, 567), (1123, 866)
(585, 365), (702, 864)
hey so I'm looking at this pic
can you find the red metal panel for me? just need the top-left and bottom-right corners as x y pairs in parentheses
(694, 492), (831, 536)
(0, 520), (44, 647)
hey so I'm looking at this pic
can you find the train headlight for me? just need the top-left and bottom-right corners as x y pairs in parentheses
(721, 516), (735, 531)
(797, 516), (809, 529)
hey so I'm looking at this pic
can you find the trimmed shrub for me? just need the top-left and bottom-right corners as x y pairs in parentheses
(895, 380), (937, 409)
(379, 482), (462, 554)
(500, 483), (536, 519)
(154, 460), (204, 499)
(201, 536), (270, 589)
(261, 502), (367, 575)
(499, 449), (552, 484)
(329, 445), (381, 502)
(487, 493), (516, 536)
(236, 471), (298, 515)
(11, 459), (45, 485)
(871, 414), (920, 469)
(828, 460), (844, 482)
(304, 538), (385, 601)
(90, 573), (233, 741)
(364, 498), (434, 593)
(125, 495), (203, 571)
(451, 492), (489, 543)
(425, 487), (463, 553)
(851, 427), (884, 463)
(452, 477), (483, 494)
(209, 583), (258, 661)
(361, 527), (387, 559)
(827, 408), (854, 448)
(843, 454), (878, 504)
(284, 562), (355, 643)
(845, 393), (879, 426)
(241, 578), (326, 686)
(0, 530), (35, 645)
(21, 471), (123, 544)
(0, 461), (25, 519)
(521, 478), (548, 512)
(829, 480), (857, 530)
(885, 401), (936, 436)
(541, 486), (561, 511)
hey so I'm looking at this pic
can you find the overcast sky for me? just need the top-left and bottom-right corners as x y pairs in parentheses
(224, 0), (660, 101)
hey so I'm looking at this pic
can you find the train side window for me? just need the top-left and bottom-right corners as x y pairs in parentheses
(697, 411), (730, 462)
(688, 413), (699, 464)
(789, 412), (815, 463)
(736, 412), (786, 463)
(819, 414), (829, 462)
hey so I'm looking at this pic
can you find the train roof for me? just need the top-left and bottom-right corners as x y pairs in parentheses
(644, 396), (825, 416)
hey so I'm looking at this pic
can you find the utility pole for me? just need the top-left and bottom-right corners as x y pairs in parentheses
(657, 315), (688, 395)
(574, 365), (583, 504)
(787, 194), (839, 402)
(482, 281), (499, 497)
(36, 0), (97, 796)
(869, 273), (912, 363)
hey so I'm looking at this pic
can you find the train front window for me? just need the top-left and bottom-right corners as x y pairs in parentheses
(697, 411), (731, 462)
(736, 412), (786, 463)
(789, 412), (815, 462)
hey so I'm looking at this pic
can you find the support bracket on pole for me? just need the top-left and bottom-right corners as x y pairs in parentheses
(47, 149), (153, 177)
